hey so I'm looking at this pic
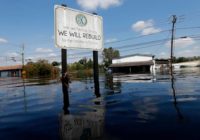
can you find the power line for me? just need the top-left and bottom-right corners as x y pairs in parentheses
(118, 42), (166, 53)
(112, 38), (169, 50)
(104, 29), (170, 45)
(176, 26), (200, 30)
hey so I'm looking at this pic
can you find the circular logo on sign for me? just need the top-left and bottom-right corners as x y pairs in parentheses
(76, 14), (87, 27)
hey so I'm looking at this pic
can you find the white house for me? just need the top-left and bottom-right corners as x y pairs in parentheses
(110, 54), (155, 73)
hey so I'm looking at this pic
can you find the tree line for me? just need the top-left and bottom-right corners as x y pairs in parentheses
(174, 56), (200, 63)
(23, 47), (200, 77)
(23, 47), (119, 77)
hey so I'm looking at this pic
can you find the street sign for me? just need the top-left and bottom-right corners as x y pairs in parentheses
(54, 5), (103, 51)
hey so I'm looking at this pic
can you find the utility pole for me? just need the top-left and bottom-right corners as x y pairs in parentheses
(170, 15), (177, 69)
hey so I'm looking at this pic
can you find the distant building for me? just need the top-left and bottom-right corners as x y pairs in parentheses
(173, 60), (200, 69)
(0, 65), (22, 77)
(109, 54), (155, 73)
(154, 59), (170, 71)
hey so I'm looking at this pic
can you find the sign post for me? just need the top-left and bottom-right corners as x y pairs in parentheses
(93, 50), (100, 97)
(54, 5), (103, 96)
(61, 4), (67, 78)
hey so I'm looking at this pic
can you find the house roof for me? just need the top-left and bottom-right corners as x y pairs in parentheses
(113, 54), (154, 60)
(0, 65), (23, 71)
(110, 60), (154, 68)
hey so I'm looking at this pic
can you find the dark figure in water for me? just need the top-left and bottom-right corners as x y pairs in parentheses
(61, 72), (71, 87)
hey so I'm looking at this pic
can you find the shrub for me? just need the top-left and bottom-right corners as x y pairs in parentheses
(24, 59), (59, 77)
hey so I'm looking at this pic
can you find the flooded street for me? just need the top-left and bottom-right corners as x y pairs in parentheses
(1, 68), (200, 140)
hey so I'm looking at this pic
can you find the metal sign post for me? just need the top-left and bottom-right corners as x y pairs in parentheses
(93, 51), (100, 97)
(54, 5), (103, 96)
(92, 12), (100, 97)
(61, 48), (67, 77)
(60, 4), (68, 78)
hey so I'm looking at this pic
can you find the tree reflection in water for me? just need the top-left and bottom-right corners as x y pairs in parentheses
(105, 73), (121, 94)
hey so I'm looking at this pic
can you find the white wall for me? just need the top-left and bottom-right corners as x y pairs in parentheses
(112, 56), (153, 64)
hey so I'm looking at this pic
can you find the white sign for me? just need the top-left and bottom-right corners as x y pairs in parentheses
(54, 5), (103, 50)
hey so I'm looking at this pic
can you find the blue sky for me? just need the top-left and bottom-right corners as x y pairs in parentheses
(0, 0), (200, 66)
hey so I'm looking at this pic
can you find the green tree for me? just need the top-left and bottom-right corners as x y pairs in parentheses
(102, 47), (120, 70)
(52, 61), (60, 66)
(67, 58), (94, 79)
(78, 57), (87, 65)
(85, 58), (93, 69)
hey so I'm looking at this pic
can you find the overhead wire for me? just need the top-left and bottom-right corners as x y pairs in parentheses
(104, 29), (170, 45)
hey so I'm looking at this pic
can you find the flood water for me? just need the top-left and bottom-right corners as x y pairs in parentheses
(1, 68), (200, 140)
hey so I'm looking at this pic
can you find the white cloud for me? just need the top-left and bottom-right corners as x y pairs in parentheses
(176, 46), (200, 57)
(142, 27), (161, 35)
(25, 57), (34, 60)
(132, 19), (161, 35)
(165, 37), (195, 48)
(176, 49), (195, 57)
(35, 48), (53, 53)
(76, 0), (122, 11)
(48, 53), (57, 57)
(0, 38), (8, 43)
(132, 20), (153, 31)
(105, 38), (117, 43)
(160, 38), (197, 58)
(174, 37), (195, 47)
(158, 52), (169, 58)
(6, 52), (20, 57)
(160, 52), (167, 56)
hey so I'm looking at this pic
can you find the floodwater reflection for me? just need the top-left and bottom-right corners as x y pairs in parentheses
(113, 73), (155, 83)
(105, 73), (121, 94)
(59, 81), (104, 140)
(170, 68), (184, 121)
(62, 81), (70, 115)
(1, 68), (200, 139)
